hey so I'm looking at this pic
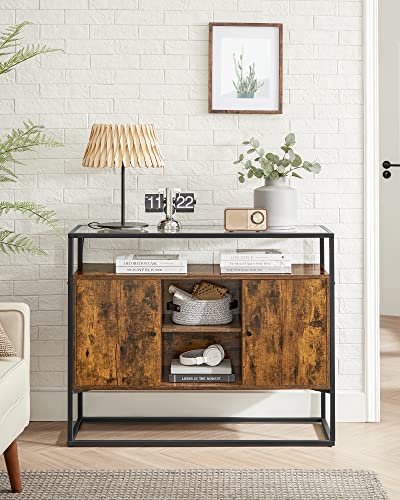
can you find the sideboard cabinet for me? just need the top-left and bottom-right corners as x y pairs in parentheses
(67, 225), (335, 447)
(73, 272), (329, 392)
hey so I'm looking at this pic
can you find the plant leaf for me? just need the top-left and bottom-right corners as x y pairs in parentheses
(310, 162), (322, 174)
(292, 154), (302, 168)
(270, 170), (280, 179)
(285, 133), (296, 147)
(0, 229), (46, 256)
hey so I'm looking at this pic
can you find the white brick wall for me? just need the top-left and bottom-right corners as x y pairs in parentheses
(0, 0), (364, 419)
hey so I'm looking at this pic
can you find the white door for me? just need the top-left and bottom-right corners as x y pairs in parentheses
(379, 0), (400, 315)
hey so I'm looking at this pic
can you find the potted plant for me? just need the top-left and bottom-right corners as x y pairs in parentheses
(0, 22), (62, 254)
(233, 50), (264, 99)
(234, 134), (321, 228)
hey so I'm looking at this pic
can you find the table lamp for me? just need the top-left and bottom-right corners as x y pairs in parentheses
(82, 123), (164, 229)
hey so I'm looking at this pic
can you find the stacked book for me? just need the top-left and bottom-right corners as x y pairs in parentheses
(169, 359), (235, 383)
(116, 254), (187, 274)
(220, 249), (291, 274)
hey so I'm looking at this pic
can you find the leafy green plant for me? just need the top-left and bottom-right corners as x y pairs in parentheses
(234, 133), (322, 183)
(0, 22), (63, 255)
(232, 50), (264, 97)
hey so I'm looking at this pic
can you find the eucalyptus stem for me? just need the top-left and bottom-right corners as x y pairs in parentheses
(234, 133), (322, 184)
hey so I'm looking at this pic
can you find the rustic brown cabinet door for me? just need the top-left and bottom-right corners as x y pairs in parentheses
(74, 278), (161, 389)
(242, 278), (329, 389)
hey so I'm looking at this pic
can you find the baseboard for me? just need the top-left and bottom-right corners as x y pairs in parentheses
(30, 389), (367, 422)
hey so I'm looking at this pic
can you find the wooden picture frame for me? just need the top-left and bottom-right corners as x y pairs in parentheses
(208, 22), (283, 114)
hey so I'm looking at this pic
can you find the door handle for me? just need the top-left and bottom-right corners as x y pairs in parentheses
(382, 160), (400, 179)
(383, 161), (400, 168)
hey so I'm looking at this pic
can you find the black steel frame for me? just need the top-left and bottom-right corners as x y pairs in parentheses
(67, 225), (335, 447)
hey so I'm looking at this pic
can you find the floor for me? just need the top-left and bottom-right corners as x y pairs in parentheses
(2, 316), (399, 497)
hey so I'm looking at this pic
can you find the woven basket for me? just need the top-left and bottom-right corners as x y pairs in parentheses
(168, 294), (237, 326)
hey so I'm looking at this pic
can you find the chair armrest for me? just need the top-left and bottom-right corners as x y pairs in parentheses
(0, 303), (30, 360)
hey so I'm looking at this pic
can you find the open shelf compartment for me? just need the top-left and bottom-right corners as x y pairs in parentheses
(160, 276), (242, 387)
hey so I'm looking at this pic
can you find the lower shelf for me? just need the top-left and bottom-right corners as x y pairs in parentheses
(159, 381), (242, 390)
(73, 384), (330, 391)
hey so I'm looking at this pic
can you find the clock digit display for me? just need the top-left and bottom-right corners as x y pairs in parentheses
(145, 192), (196, 213)
(145, 194), (163, 212)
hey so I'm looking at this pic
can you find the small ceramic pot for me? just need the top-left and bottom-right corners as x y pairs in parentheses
(237, 92), (255, 98)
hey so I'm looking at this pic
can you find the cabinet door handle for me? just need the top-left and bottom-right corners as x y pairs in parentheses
(246, 330), (252, 337)
(150, 331), (157, 337)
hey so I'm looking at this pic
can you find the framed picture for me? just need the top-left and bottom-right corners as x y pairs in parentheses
(208, 23), (283, 114)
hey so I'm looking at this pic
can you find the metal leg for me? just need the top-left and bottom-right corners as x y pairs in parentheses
(67, 237), (74, 444)
(329, 235), (336, 443)
(77, 238), (84, 272)
(321, 391), (326, 419)
(78, 392), (83, 420)
(319, 237), (325, 271)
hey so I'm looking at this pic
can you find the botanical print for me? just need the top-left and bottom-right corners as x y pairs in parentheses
(209, 23), (282, 114)
(232, 50), (264, 99)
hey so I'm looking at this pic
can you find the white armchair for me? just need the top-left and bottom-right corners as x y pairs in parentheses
(0, 303), (30, 493)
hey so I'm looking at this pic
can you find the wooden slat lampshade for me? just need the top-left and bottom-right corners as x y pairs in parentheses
(82, 123), (164, 168)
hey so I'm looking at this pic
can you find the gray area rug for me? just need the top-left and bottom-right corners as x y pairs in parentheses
(0, 469), (388, 499)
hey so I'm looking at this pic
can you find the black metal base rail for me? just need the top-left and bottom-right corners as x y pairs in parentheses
(68, 413), (334, 447)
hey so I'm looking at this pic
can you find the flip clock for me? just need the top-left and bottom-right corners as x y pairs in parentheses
(145, 188), (196, 232)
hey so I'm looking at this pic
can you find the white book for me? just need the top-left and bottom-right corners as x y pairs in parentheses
(220, 249), (288, 261)
(221, 265), (292, 274)
(221, 260), (292, 268)
(116, 265), (187, 274)
(170, 359), (232, 375)
(116, 254), (186, 267)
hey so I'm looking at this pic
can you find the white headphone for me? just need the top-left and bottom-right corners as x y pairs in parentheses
(179, 344), (225, 367)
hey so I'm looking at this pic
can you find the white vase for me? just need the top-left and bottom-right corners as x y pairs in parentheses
(253, 178), (297, 229)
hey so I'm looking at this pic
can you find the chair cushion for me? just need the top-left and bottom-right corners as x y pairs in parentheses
(0, 320), (17, 357)
(0, 358), (28, 425)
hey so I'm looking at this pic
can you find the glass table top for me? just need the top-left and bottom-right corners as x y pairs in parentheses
(69, 224), (333, 238)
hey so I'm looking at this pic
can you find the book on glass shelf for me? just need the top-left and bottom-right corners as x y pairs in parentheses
(220, 264), (292, 274)
(168, 374), (235, 383)
(115, 253), (187, 274)
(116, 265), (187, 274)
(220, 249), (289, 262)
(116, 254), (186, 267)
(170, 359), (232, 375)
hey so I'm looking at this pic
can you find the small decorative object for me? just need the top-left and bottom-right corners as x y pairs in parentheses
(224, 208), (267, 232)
(0, 321), (16, 357)
(82, 123), (164, 230)
(209, 23), (283, 114)
(179, 344), (225, 367)
(168, 282), (237, 326)
(168, 285), (198, 301)
(192, 281), (228, 300)
(157, 187), (182, 232)
(145, 189), (196, 232)
(234, 134), (322, 229)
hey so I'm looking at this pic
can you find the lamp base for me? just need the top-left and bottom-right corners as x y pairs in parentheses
(91, 221), (148, 230)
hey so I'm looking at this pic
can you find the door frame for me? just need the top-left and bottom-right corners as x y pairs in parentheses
(364, 0), (380, 422)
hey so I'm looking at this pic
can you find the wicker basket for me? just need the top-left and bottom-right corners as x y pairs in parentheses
(168, 294), (238, 326)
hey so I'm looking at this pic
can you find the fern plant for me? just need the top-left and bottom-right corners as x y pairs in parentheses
(0, 22), (63, 256)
